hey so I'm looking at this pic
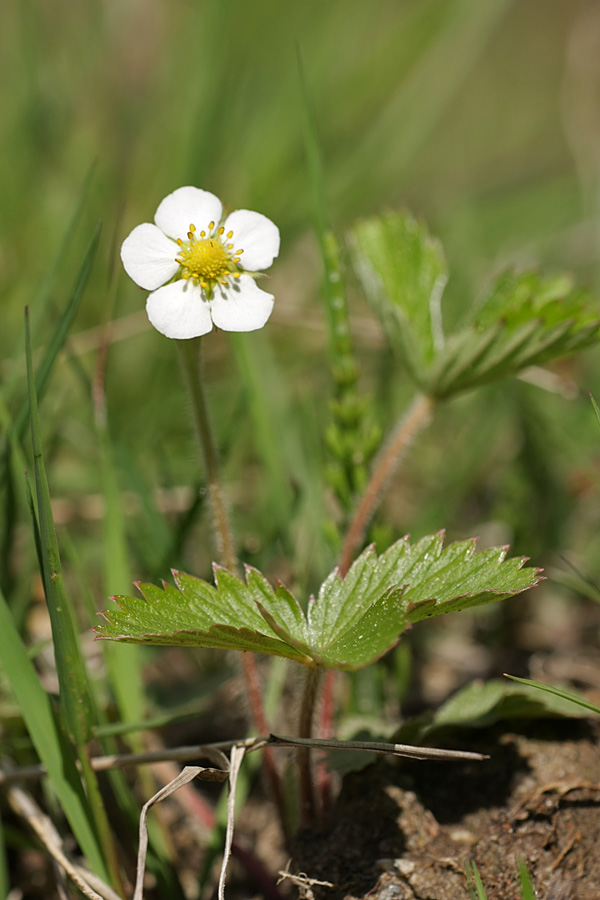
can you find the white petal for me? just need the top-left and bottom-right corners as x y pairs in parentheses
(120, 223), (179, 290)
(209, 275), (274, 332)
(146, 280), (213, 339)
(223, 210), (280, 271)
(154, 187), (223, 241)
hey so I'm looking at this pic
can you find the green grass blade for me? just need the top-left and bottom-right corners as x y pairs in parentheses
(505, 674), (600, 716)
(465, 861), (488, 900)
(2, 164), (94, 401)
(518, 859), (536, 900)
(228, 332), (294, 531)
(25, 309), (123, 889)
(13, 223), (101, 443)
(97, 414), (145, 726)
(0, 584), (107, 879)
(25, 308), (94, 746)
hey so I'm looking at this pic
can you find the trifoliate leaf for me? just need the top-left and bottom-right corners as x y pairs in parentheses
(96, 534), (540, 671)
(427, 270), (600, 398)
(350, 212), (600, 399)
(349, 212), (447, 382)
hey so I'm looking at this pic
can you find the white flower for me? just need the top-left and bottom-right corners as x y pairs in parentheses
(120, 186), (280, 339)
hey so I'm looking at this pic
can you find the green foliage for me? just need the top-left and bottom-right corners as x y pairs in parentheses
(395, 676), (590, 750)
(0, 585), (107, 880)
(465, 859), (536, 900)
(25, 312), (94, 747)
(350, 211), (600, 399)
(505, 674), (600, 717)
(96, 534), (539, 670)
(350, 212), (447, 381)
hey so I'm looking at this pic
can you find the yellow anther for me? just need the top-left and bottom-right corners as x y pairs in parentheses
(174, 219), (246, 295)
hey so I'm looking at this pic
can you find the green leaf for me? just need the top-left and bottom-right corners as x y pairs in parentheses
(96, 533), (540, 672)
(350, 211), (600, 399)
(427, 270), (600, 398)
(25, 310), (94, 746)
(504, 674), (600, 717)
(349, 211), (447, 381)
(395, 676), (590, 748)
(0, 585), (107, 880)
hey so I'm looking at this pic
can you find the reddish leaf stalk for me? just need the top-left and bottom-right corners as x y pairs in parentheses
(298, 665), (323, 827)
(339, 393), (435, 577)
(177, 337), (289, 845)
(318, 393), (434, 815)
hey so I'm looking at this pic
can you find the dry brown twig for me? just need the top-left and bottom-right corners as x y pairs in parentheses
(7, 781), (121, 900)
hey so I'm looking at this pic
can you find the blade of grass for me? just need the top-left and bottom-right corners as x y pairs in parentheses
(504, 674), (600, 716)
(14, 224), (102, 441)
(25, 308), (123, 890)
(25, 307), (94, 746)
(518, 859), (536, 900)
(0, 584), (107, 880)
(465, 861), (488, 900)
(2, 164), (95, 401)
(228, 331), (295, 532)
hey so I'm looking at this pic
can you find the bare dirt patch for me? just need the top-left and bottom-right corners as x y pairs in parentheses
(292, 720), (600, 899)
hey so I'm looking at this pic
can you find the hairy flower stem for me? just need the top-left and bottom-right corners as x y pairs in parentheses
(177, 337), (290, 846)
(298, 665), (323, 826)
(339, 393), (435, 577)
(177, 338), (237, 573)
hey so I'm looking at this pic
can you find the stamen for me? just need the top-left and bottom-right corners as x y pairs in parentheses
(174, 217), (244, 294)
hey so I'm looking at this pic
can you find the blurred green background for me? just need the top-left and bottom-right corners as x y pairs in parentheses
(3, 2), (600, 894)
(2, 0), (600, 653)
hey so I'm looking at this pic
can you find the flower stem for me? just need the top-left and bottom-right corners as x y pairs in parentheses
(339, 393), (435, 577)
(297, 665), (323, 827)
(177, 338), (237, 573)
(176, 337), (289, 845)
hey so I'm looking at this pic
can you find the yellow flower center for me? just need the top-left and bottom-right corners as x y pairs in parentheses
(175, 223), (243, 296)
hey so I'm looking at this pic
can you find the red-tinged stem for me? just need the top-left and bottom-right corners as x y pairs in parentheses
(298, 665), (323, 827)
(317, 394), (434, 816)
(240, 652), (291, 847)
(339, 393), (435, 577)
(177, 337), (289, 847)
(315, 667), (336, 817)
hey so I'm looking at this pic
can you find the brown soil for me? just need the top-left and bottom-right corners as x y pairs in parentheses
(291, 720), (600, 900)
